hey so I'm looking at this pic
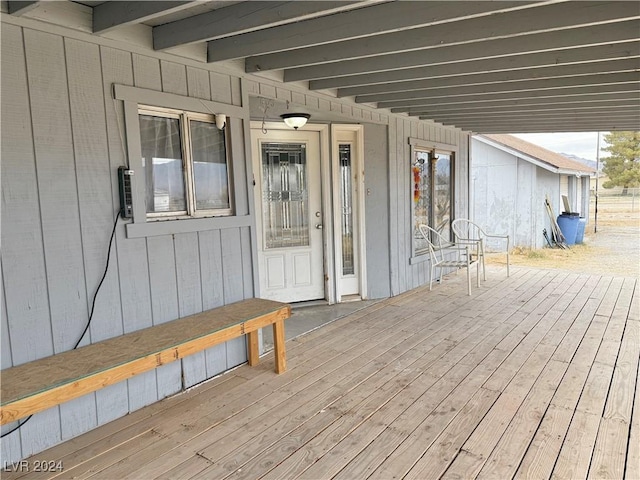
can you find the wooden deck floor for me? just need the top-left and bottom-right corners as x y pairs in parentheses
(4, 267), (639, 480)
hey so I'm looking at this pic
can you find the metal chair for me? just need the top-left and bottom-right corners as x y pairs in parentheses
(418, 224), (479, 295)
(451, 218), (510, 279)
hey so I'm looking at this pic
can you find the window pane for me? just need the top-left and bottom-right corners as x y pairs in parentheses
(339, 144), (355, 275)
(413, 150), (431, 253)
(190, 120), (230, 211)
(434, 154), (452, 241)
(261, 143), (309, 249)
(139, 115), (186, 214)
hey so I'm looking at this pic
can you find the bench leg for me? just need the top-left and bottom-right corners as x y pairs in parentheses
(272, 319), (287, 374)
(247, 330), (260, 366)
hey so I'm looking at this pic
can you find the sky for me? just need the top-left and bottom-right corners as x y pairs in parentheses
(511, 132), (607, 161)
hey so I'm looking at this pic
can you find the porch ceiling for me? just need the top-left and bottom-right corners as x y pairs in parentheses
(10, 0), (640, 133)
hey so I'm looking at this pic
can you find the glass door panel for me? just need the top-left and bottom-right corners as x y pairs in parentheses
(261, 143), (309, 249)
(339, 144), (355, 276)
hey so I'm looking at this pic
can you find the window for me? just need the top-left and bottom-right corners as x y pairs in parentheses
(139, 106), (231, 219)
(412, 148), (454, 254)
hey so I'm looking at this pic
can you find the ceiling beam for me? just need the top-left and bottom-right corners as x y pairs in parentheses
(458, 117), (640, 125)
(402, 94), (639, 113)
(448, 119), (640, 131)
(424, 105), (640, 121)
(310, 43), (640, 90)
(470, 125), (638, 133)
(217, 3), (539, 62)
(285, 20), (640, 81)
(377, 82), (640, 109)
(248, 1), (635, 72)
(356, 72), (640, 104)
(206, 1), (529, 62)
(392, 92), (640, 114)
(444, 114), (640, 126)
(153, 1), (365, 51)
(337, 58), (640, 97)
(7, 1), (38, 15)
(438, 119), (640, 132)
(93, 1), (194, 34)
(407, 101), (640, 119)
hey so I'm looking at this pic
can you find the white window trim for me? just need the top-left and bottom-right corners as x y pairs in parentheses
(114, 84), (250, 238)
(139, 106), (233, 219)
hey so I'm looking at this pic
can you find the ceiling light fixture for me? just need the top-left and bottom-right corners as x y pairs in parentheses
(281, 113), (310, 130)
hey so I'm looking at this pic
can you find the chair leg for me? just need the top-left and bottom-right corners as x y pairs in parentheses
(465, 246), (471, 295)
(476, 259), (480, 288)
(430, 265), (434, 291)
(481, 252), (486, 281)
(506, 251), (510, 277)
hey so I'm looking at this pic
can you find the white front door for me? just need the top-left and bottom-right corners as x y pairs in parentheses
(252, 128), (325, 303)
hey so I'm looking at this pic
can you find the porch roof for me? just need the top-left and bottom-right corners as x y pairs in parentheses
(6, 0), (640, 133)
(8, 266), (638, 479)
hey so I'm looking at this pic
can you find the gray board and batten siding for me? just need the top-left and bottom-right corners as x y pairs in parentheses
(1, 24), (252, 461)
(0, 17), (469, 463)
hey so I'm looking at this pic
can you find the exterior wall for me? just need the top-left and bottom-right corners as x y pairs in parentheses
(581, 176), (590, 222)
(1, 22), (252, 463)
(536, 169), (562, 247)
(561, 174), (590, 218)
(560, 175), (569, 201)
(515, 160), (538, 249)
(1, 13), (470, 462)
(240, 81), (470, 300)
(471, 140), (521, 247)
(471, 138), (564, 249)
(363, 123), (392, 299)
(388, 118), (470, 296)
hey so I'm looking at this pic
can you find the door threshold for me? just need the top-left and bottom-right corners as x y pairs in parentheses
(339, 295), (362, 303)
(291, 299), (330, 309)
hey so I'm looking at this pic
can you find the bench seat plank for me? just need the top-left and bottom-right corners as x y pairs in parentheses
(0, 298), (290, 425)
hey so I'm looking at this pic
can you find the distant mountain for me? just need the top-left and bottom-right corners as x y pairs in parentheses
(560, 153), (599, 170)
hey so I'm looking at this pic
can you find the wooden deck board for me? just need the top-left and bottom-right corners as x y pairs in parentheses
(80, 280), (488, 478)
(3, 267), (637, 480)
(278, 270), (556, 478)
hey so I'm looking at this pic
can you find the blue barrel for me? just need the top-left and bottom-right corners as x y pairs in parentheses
(557, 213), (580, 245)
(575, 217), (587, 244)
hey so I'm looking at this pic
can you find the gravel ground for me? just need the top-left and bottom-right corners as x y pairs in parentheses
(488, 209), (639, 278)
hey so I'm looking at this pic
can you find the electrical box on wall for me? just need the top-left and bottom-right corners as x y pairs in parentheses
(118, 166), (134, 219)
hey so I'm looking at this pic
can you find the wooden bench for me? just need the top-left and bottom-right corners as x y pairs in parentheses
(0, 298), (290, 426)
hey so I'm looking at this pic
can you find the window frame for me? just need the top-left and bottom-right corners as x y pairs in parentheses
(408, 138), (457, 263)
(138, 105), (233, 220)
(114, 84), (249, 239)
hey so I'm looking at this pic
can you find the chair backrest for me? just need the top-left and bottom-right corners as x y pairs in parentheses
(418, 224), (447, 263)
(452, 218), (486, 242)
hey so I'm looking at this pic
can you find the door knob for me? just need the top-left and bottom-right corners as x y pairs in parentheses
(315, 224), (323, 229)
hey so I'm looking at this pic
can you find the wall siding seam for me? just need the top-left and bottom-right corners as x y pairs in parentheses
(144, 237), (164, 402)
(1, 261), (14, 368)
(63, 37), (93, 350)
(21, 26), (56, 360)
(100, 45), (127, 343)
(96, 48), (124, 343)
(100, 46), (133, 417)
